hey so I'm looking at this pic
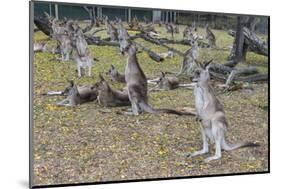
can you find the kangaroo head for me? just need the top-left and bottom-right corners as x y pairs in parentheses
(193, 59), (213, 83)
(127, 43), (137, 56)
(106, 65), (117, 76)
(190, 34), (198, 46)
(157, 72), (167, 85)
(96, 74), (109, 91)
(63, 80), (78, 96)
(118, 26), (131, 55)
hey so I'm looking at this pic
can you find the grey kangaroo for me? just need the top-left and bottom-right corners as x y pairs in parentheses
(72, 46), (94, 77)
(165, 23), (174, 39)
(187, 60), (259, 162)
(205, 24), (216, 48)
(106, 65), (126, 83)
(56, 80), (98, 106)
(178, 35), (199, 76)
(118, 25), (195, 116)
(183, 24), (196, 41)
(74, 29), (90, 57)
(95, 74), (130, 107)
(51, 18), (73, 61)
(105, 17), (118, 42)
(149, 72), (195, 91)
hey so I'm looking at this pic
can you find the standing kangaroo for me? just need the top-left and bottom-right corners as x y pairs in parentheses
(74, 29), (89, 57)
(105, 17), (118, 42)
(118, 25), (195, 116)
(70, 28), (95, 77)
(178, 36), (199, 76)
(187, 60), (259, 162)
(205, 24), (216, 48)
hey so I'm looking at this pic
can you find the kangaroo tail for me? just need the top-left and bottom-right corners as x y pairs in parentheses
(139, 101), (158, 114)
(157, 108), (196, 116)
(222, 138), (260, 151)
(139, 101), (196, 116)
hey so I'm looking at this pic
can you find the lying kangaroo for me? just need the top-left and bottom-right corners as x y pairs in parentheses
(149, 72), (195, 91)
(56, 81), (98, 106)
(95, 74), (130, 107)
(118, 26), (195, 116)
(106, 65), (126, 83)
(187, 60), (259, 162)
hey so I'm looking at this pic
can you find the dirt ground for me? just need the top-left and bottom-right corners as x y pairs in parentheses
(32, 23), (269, 186)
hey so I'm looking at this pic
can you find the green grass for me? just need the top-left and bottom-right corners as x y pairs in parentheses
(32, 22), (268, 186)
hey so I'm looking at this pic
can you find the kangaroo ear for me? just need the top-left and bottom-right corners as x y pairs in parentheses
(111, 65), (115, 69)
(203, 59), (213, 69)
(160, 71), (165, 77)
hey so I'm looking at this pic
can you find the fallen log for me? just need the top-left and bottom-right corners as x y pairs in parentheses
(85, 36), (119, 46)
(210, 71), (268, 83)
(156, 37), (209, 47)
(134, 42), (164, 62)
(85, 35), (164, 62)
(34, 15), (52, 36)
(138, 33), (185, 56)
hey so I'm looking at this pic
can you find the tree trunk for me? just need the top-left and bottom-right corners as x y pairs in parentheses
(228, 16), (263, 67)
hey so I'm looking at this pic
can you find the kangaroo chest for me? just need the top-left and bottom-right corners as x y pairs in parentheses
(194, 85), (204, 118)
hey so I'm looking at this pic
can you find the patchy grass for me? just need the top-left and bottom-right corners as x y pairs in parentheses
(32, 23), (268, 186)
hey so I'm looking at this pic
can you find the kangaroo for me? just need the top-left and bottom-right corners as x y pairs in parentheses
(74, 28), (90, 57)
(72, 46), (94, 77)
(51, 18), (66, 36)
(56, 80), (98, 106)
(174, 24), (179, 33)
(55, 33), (72, 61)
(51, 18), (72, 61)
(149, 72), (196, 91)
(178, 36), (199, 76)
(106, 65), (126, 83)
(118, 26), (195, 116)
(205, 24), (216, 48)
(183, 25), (196, 41)
(95, 74), (130, 107)
(165, 23), (174, 38)
(186, 60), (259, 162)
(105, 17), (118, 42)
(150, 72), (179, 91)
